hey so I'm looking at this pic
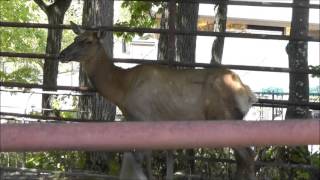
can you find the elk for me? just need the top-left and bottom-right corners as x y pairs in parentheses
(58, 22), (257, 180)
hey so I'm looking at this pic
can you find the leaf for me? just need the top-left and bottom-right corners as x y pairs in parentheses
(309, 65), (320, 78)
(116, 1), (163, 42)
(1, 1), (46, 84)
(4, 64), (41, 83)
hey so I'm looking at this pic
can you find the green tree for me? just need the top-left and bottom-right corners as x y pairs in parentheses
(309, 65), (320, 78)
(211, 2), (228, 64)
(176, 3), (199, 63)
(115, 0), (160, 42)
(79, 0), (118, 174)
(0, 0), (46, 83)
(286, 0), (310, 119)
(33, 0), (72, 116)
(281, 0), (314, 179)
(0, 0), (86, 174)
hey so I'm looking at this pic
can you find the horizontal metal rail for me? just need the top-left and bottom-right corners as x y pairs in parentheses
(1, 161), (318, 178)
(114, 58), (313, 74)
(1, 82), (319, 109)
(0, 88), (92, 96)
(256, 99), (320, 110)
(0, 112), (98, 122)
(117, 0), (320, 9)
(0, 112), (125, 123)
(0, 22), (319, 42)
(2, 83), (319, 97)
(3, 87), (318, 97)
(174, 153), (319, 171)
(0, 120), (319, 152)
(0, 51), (58, 59)
(1, 98), (319, 123)
(0, 52), (314, 74)
(0, 167), (119, 180)
(0, 81), (94, 92)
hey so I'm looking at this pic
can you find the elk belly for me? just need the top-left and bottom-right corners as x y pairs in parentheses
(124, 80), (206, 121)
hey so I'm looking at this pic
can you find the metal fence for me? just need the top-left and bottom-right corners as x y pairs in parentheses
(0, 0), (319, 179)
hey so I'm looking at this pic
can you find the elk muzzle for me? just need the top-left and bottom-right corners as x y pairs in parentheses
(58, 45), (81, 63)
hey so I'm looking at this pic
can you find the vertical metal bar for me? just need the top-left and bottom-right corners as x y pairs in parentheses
(166, 150), (174, 180)
(272, 91), (275, 120)
(22, 152), (26, 168)
(168, 0), (176, 63)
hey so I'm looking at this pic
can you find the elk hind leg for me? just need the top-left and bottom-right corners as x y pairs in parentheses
(233, 147), (256, 180)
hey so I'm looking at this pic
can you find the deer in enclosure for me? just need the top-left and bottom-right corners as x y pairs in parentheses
(58, 22), (257, 180)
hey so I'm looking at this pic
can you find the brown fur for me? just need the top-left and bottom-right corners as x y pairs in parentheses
(58, 26), (257, 180)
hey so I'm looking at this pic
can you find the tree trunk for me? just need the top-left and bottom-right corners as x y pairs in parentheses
(158, 2), (200, 178)
(80, 0), (116, 172)
(34, 0), (72, 116)
(176, 2), (199, 64)
(211, 3), (227, 64)
(157, 3), (169, 61)
(286, 0), (310, 119)
(176, 2), (199, 175)
(209, 3), (256, 179)
(280, 0), (311, 179)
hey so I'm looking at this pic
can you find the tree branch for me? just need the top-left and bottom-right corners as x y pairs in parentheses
(33, 0), (48, 14)
(54, 0), (72, 13)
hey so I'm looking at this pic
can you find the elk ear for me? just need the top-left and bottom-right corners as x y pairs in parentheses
(70, 21), (84, 35)
(96, 30), (107, 39)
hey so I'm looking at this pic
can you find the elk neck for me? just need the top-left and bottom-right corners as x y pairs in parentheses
(83, 44), (129, 106)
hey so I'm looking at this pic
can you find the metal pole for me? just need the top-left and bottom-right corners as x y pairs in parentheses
(1, 120), (319, 152)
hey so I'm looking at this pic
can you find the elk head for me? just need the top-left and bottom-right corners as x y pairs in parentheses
(58, 22), (106, 63)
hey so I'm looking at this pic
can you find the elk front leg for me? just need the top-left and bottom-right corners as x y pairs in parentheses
(145, 150), (154, 180)
(233, 147), (256, 180)
(119, 152), (147, 180)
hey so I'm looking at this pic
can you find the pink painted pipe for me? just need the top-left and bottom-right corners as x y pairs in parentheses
(0, 120), (319, 152)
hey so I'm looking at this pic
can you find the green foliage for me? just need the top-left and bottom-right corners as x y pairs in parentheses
(115, 1), (161, 42)
(0, 0), (41, 22)
(108, 159), (121, 176)
(295, 169), (310, 180)
(151, 148), (235, 178)
(25, 151), (86, 171)
(0, 27), (46, 53)
(0, 64), (41, 83)
(60, 0), (82, 48)
(0, 0), (46, 83)
(61, 30), (77, 50)
(254, 146), (320, 179)
(309, 65), (320, 78)
(0, 1), (46, 53)
(0, 0), (87, 174)
(310, 151), (320, 168)
(51, 95), (79, 119)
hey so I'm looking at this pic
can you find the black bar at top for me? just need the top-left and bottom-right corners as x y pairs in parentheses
(0, 51), (315, 74)
(115, 0), (319, 9)
(0, 22), (318, 42)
